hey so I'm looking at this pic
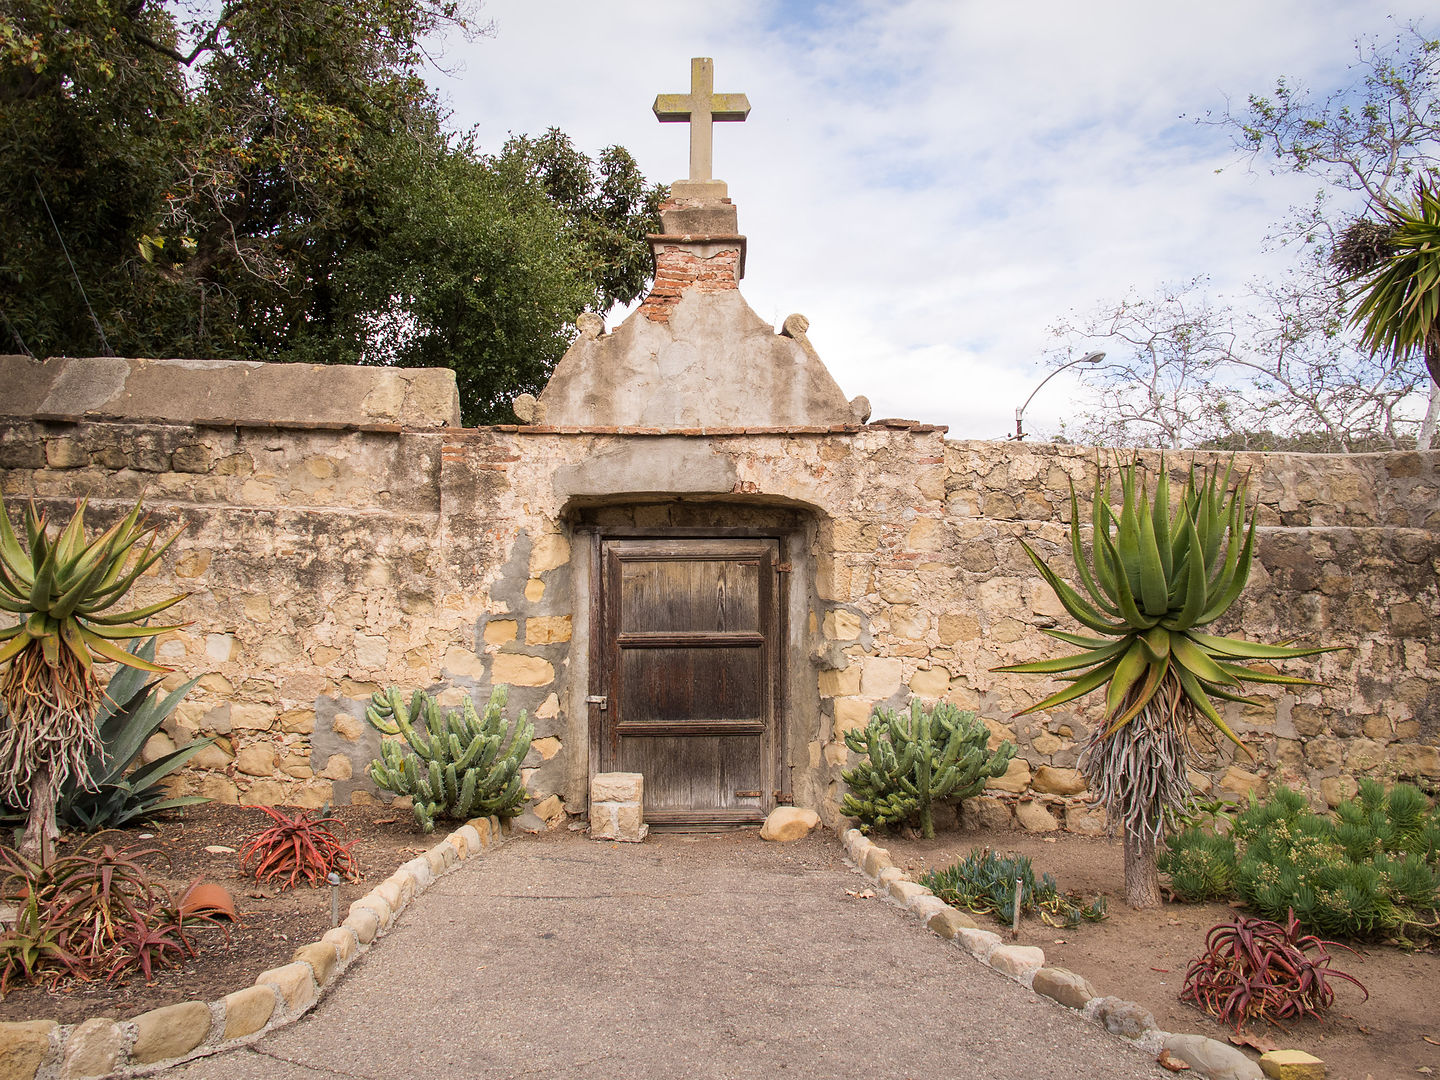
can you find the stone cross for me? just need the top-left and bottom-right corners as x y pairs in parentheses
(653, 58), (750, 182)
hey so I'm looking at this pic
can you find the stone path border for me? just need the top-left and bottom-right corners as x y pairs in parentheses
(0, 816), (512, 1080)
(840, 828), (1269, 1080)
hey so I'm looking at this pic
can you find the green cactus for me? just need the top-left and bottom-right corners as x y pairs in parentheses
(840, 699), (1016, 839)
(364, 685), (533, 833)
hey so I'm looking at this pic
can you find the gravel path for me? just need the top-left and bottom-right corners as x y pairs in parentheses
(165, 830), (1168, 1080)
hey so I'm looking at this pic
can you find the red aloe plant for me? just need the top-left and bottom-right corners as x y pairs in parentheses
(238, 806), (360, 889)
(104, 905), (189, 984)
(0, 836), (205, 990)
(1181, 909), (1368, 1029)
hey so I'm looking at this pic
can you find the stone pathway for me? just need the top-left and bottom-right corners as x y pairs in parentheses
(166, 831), (1168, 1080)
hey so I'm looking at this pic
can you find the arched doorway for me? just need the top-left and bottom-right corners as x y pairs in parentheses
(570, 500), (816, 828)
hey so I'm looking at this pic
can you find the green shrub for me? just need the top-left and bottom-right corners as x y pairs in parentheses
(840, 700), (1014, 839)
(921, 848), (1107, 928)
(1158, 828), (1238, 903)
(365, 685), (532, 832)
(1160, 780), (1440, 940)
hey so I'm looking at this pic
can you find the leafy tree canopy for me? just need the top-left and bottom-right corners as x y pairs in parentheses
(0, 0), (664, 424)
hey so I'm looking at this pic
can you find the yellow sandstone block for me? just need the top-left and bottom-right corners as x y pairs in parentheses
(1259, 1049), (1325, 1080)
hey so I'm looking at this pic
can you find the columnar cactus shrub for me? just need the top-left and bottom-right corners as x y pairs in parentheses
(841, 700), (1015, 839)
(365, 685), (533, 833)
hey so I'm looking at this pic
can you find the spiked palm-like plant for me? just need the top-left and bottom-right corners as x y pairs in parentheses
(0, 495), (185, 862)
(1333, 176), (1440, 388)
(995, 459), (1339, 908)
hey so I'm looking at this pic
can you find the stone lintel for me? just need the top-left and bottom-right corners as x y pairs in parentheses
(659, 200), (739, 236)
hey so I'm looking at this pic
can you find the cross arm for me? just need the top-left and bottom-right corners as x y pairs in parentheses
(710, 93), (751, 121)
(653, 94), (693, 121)
(653, 93), (751, 122)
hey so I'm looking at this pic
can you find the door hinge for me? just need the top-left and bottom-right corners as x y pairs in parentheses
(774, 791), (794, 804)
(734, 790), (762, 799)
(775, 562), (792, 574)
(585, 695), (608, 710)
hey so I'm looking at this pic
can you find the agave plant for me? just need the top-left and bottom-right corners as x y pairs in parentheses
(61, 635), (213, 830)
(1333, 175), (1440, 387)
(0, 495), (185, 862)
(995, 458), (1339, 907)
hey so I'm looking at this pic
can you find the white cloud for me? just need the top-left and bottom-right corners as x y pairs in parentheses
(427, 0), (1433, 438)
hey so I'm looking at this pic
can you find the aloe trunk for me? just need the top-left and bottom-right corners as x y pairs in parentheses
(1123, 824), (1161, 909)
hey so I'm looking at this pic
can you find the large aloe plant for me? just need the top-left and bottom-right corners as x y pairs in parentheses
(0, 495), (185, 862)
(995, 458), (1339, 907)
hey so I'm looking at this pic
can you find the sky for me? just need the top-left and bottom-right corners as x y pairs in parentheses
(422, 1), (1433, 439)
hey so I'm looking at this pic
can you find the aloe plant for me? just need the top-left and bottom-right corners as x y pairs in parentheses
(1333, 175), (1440, 387)
(0, 495), (185, 862)
(1, 635), (212, 832)
(995, 458), (1340, 907)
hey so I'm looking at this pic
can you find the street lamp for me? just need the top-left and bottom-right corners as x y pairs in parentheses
(1012, 351), (1105, 441)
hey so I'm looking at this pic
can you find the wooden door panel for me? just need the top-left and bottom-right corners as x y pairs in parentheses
(621, 735), (763, 816)
(618, 645), (762, 731)
(617, 558), (761, 632)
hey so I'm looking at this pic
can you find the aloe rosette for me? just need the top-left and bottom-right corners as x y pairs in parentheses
(1334, 175), (1440, 385)
(995, 458), (1340, 905)
(0, 494), (185, 857)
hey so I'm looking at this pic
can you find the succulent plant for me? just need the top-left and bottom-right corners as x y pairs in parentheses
(1181, 910), (1367, 1030)
(840, 699), (1014, 839)
(365, 685), (532, 832)
(1333, 176), (1440, 386)
(0, 635), (212, 832)
(0, 495), (185, 861)
(995, 458), (1340, 906)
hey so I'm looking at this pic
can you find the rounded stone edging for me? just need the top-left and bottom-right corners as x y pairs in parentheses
(839, 828), (1266, 1080)
(0, 816), (513, 1080)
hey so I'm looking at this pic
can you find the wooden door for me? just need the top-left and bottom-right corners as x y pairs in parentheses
(594, 537), (780, 827)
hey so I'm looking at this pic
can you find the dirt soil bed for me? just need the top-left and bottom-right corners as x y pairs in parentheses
(0, 803), (431, 1025)
(880, 826), (1440, 1080)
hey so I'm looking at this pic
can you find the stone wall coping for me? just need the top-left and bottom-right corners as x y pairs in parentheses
(839, 828), (1271, 1077)
(492, 423), (949, 436)
(23, 413), (449, 436)
(0, 816), (514, 1080)
(13, 415), (950, 438)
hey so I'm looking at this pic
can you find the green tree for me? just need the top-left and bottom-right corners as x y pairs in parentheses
(0, 0), (663, 424)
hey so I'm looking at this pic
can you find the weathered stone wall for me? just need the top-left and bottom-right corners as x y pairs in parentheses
(1, 403), (1436, 829)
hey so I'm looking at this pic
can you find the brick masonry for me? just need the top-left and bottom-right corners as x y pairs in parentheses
(640, 243), (742, 324)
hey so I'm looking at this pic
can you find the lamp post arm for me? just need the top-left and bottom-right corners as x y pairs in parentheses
(1014, 351), (1104, 440)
